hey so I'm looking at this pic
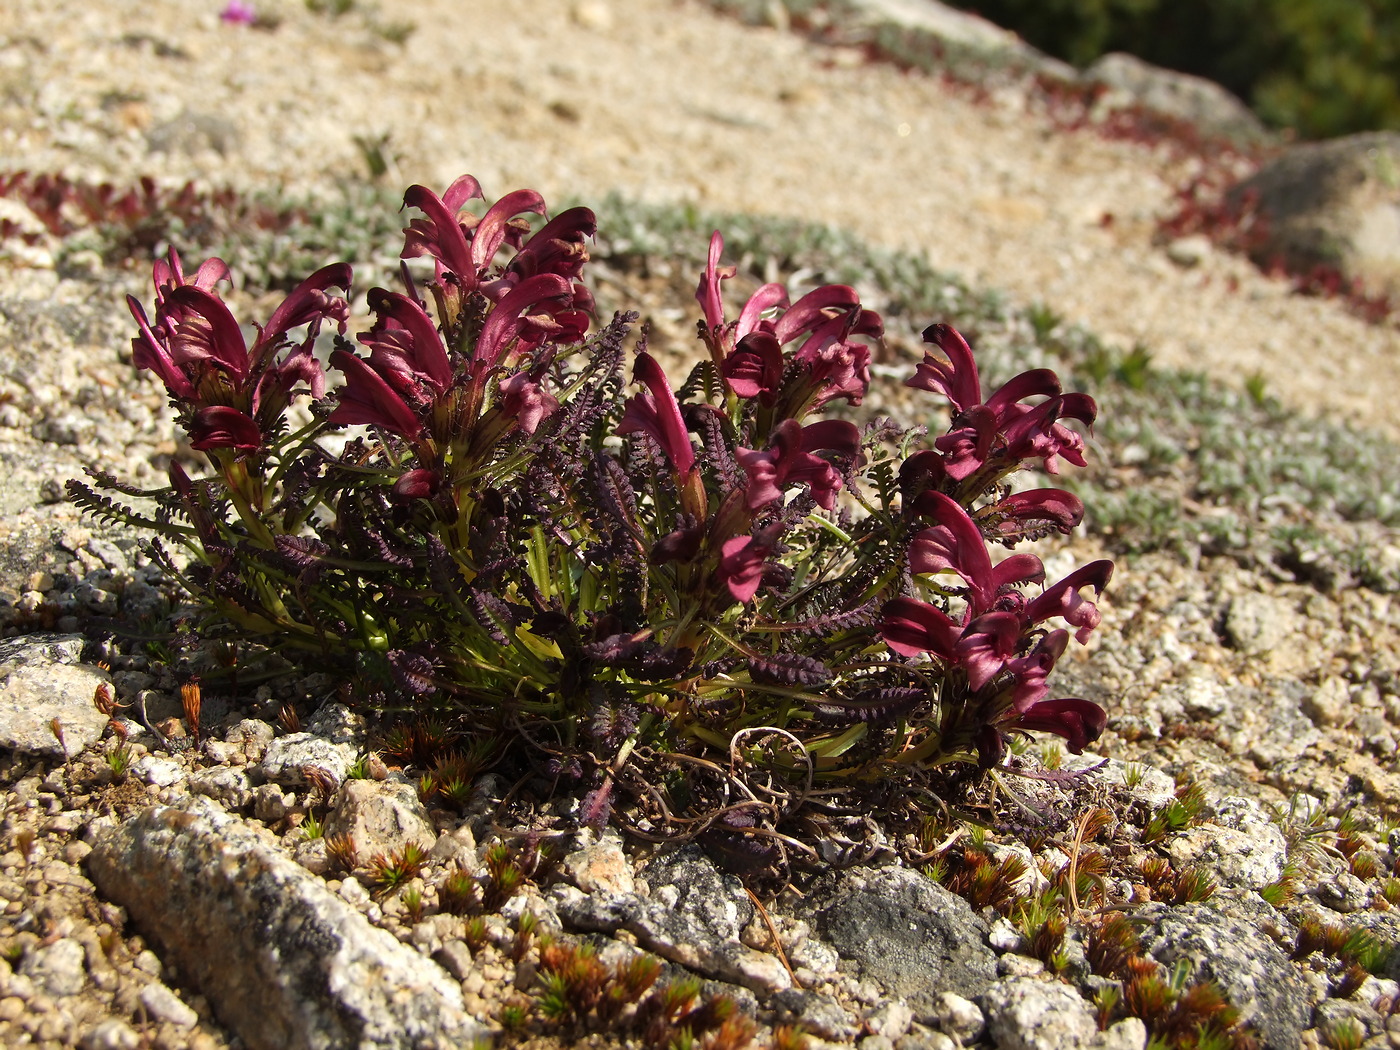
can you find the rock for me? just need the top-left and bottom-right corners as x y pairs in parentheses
(1166, 235), (1211, 268)
(561, 829), (635, 895)
(799, 866), (997, 1018)
(1084, 51), (1265, 142)
(1165, 811), (1286, 891)
(550, 881), (790, 994)
(1229, 132), (1400, 300)
(303, 703), (364, 748)
(866, 1000), (915, 1040)
(770, 988), (860, 1041)
(1223, 592), (1298, 657)
(187, 766), (253, 810)
(19, 937), (87, 997)
(256, 733), (357, 788)
(324, 779), (436, 860)
(927, 991), (984, 1044)
(982, 977), (1099, 1049)
(138, 981), (198, 1027)
(78, 1020), (141, 1050)
(1136, 899), (1308, 1050)
(642, 845), (751, 942)
(0, 633), (110, 758)
(843, 0), (1077, 80)
(86, 797), (490, 1050)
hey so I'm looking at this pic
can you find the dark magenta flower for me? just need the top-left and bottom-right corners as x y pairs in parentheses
(617, 352), (695, 478)
(220, 0), (257, 24)
(694, 231), (879, 408)
(713, 524), (782, 603)
(128, 251), (350, 453)
(1023, 559), (1114, 643)
(908, 492), (1045, 616)
(981, 488), (1085, 542)
(1007, 697), (1106, 753)
(880, 596), (963, 660)
(357, 288), (453, 402)
(188, 405), (261, 452)
(497, 371), (559, 435)
(907, 323), (1097, 476)
(735, 418), (860, 511)
(326, 348), (423, 438)
(475, 273), (580, 367)
(392, 468), (442, 502)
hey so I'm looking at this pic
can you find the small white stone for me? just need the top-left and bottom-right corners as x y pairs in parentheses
(139, 981), (198, 1027)
(79, 1018), (141, 1050)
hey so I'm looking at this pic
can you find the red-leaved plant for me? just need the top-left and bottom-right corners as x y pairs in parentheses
(72, 175), (1111, 866)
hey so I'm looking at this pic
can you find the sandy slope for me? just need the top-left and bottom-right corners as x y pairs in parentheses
(2, 0), (1398, 437)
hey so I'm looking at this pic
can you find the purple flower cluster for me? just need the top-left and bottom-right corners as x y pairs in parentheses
(109, 172), (1113, 793)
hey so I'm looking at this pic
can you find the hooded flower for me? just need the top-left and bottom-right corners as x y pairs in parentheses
(694, 231), (879, 407)
(1007, 698), (1106, 754)
(713, 524), (783, 603)
(129, 251), (350, 452)
(908, 323), (1097, 477)
(735, 418), (860, 511)
(908, 492), (1045, 617)
(617, 352), (695, 478)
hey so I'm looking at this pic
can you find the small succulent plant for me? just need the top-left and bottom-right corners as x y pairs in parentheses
(72, 174), (1112, 860)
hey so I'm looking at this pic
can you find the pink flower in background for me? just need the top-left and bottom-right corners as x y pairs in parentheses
(220, 0), (257, 24)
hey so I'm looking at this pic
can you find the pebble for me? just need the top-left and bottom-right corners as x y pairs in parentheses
(79, 1019), (141, 1050)
(139, 981), (198, 1027)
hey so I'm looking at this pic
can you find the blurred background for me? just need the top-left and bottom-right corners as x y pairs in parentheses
(945, 0), (1400, 138)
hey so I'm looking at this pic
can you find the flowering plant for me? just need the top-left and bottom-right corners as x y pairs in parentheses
(73, 176), (1111, 864)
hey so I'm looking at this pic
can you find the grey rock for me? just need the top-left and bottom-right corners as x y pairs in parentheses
(1084, 51), (1264, 142)
(187, 766), (253, 810)
(770, 988), (860, 1041)
(895, 1025), (958, 1050)
(799, 866), (997, 1016)
(561, 829), (635, 895)
(324, 779), (436, 860)
(550, 881), (790, 994)
(1223, 592), (1298, 656)
(841, 0), (1077, 79)
(257, 733), (358, 788)
(252, 783), (291, 824)
(432, 940), (473, 982)
(982, 977), (1099, 1050)
(1137, 899), (1307, 1050)
(1229, 132), (1400, 300)
(304, 703), (365, 748)
(86, 796), (490, 1050)
(927, 990), (984, 1043)
(20, 936), (87, 997)
(78, 1019), (141, 1050)
(0, 633), (110, 758)
(866, 1000), (915, 1040)
(138, 980), (198, 1027)
(1165, 814), (1286, 890)
(643, 845), (752, 942)
(146, 110), (240, 156)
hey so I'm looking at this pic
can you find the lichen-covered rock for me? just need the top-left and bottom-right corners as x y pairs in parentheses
(981, 977), (1100, 1050)
(1083, 51), (1264, 142)
(324, 779), (436, 861)
(1136, 898), (1308, 1050)
(1229, 132), (1400, 300)
(799, 865), (997, 1018)
(86, 797), (490, 1050)
(0, 633), (110, 758)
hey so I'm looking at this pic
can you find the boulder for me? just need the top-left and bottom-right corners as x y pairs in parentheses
(1228, 132), (1400, 298)
(1084, 52), (1265, 142)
